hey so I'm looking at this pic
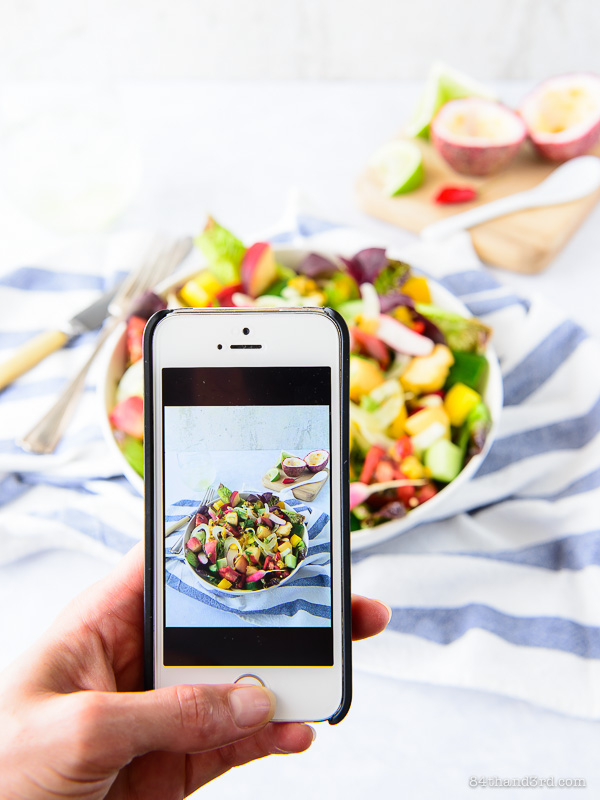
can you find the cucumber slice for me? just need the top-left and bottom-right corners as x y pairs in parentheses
(424, 438), (463, 483)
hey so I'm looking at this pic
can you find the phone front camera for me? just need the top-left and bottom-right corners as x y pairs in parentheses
(243, 327), (250, 335)
(217, 344), (223, 350)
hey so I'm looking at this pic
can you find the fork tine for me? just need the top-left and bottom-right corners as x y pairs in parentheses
(112, 236), (193, 316)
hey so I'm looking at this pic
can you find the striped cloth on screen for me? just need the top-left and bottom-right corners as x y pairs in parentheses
(0, 217), (598, 718)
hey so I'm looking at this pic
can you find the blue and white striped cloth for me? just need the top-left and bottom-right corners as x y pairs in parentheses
(1, 214), (599, 718)
(165, 497), (331, 625)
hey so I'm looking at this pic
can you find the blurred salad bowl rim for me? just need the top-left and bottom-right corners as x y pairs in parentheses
(98, 237), (503, 551)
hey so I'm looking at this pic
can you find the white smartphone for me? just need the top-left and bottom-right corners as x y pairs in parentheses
(144, 307), (351, 723)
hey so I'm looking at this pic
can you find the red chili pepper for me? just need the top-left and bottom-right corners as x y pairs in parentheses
(434, 185), (477, 205)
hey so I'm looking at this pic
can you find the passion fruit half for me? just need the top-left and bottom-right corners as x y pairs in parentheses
(282, 457), (307, 478)
(431, 98), (526, 176)
(520, 73), (600, 161)
(305, 449), (329, 472)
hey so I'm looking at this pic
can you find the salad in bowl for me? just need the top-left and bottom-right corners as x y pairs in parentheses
(181, 485), (308, 594)
(103, 218), (501, 546)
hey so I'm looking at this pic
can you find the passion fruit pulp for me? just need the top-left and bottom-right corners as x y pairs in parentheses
(520, 73), (600, 161)
(304, 449), (330, 473)
(282, 457), (307, 478)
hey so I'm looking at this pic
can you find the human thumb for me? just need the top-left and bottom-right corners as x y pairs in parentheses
(61, 683), (276, 765)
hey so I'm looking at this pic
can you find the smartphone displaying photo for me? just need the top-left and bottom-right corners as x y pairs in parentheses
(144, 308), (351, 723)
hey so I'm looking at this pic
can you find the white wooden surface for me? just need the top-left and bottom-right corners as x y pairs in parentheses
(1, 0), (600, 80)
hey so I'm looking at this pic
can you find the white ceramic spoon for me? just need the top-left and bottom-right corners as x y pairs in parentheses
(421, 155), (600, 242)
(279, 470), (328, 499)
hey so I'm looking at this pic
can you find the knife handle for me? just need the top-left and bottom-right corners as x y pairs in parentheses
(0, 330), (69, 391)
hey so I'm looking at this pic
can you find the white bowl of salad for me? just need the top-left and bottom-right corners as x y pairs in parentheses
(99, 218), (502, 550)
(180, 486), (309, 595)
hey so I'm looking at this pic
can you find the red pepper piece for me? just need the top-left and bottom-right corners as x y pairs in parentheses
(374, 458), (397, 484)
(282, 478), (295, 484)
(434, 185), (477, 205)
(359, 445), (386, 485)
(416, 483), (438, 505)
(216, 282), (244, 307)
(352, 327), (391, 370)
(390, 436), (413, 462)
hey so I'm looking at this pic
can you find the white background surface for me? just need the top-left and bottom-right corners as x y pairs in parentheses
(1, 77), (600, 797)
(1, 0), (600, 80)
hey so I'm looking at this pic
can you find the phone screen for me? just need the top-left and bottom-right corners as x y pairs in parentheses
(162, 366), (333, 667)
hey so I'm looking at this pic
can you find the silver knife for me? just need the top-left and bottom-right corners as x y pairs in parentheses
(0, 283), (120, 392)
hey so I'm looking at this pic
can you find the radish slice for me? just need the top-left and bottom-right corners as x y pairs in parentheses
(359, 282), (381, 321)
(231, 292), (256, 307)
(350, 482), (370, 509)
(377, 314), (434, 356)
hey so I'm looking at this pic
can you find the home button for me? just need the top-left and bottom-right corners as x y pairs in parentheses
(234, 673), (265, 687)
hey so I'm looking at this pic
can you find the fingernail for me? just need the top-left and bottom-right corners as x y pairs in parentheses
(375, 599), (393, 624)
(309, 725), (317, 742)
(229, 686), (275, 728)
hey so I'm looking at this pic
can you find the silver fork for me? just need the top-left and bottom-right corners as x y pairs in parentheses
(19, 236), (193, 454)
(168, 487), (216, 556)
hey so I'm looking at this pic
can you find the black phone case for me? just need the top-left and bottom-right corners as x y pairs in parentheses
(143, 307), (352, 725)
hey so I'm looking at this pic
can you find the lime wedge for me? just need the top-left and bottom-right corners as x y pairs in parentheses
(266, 467), (280, 482)
(405, 61), (497, 139)
(368, 141), (424, 196)
(275, 450), (294, 468)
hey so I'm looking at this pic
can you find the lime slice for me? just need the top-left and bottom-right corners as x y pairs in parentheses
(405, 61), (497, 139)
(266, 467), (280, 482)
(369, 141), (424, 196)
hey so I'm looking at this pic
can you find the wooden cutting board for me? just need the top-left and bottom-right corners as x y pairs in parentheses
(356, 138), (600, 274)
(261, 469), (329, 503)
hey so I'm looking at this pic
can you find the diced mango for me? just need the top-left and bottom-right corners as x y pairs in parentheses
(400, 455), (428, 479)
(387, 404), (408, 439)
(404, 405), (450, 437)
(179, 271), (223, 307)
(401, 276), (431, 304)
(217, 578), (232, 589)
(392, 306), (413, 327)
(400, 344), (454, 394)
(349, 355), (385, 402)
(290, 533), (303, 548)
(355, 315), (380, 335)
(444, 382), (482, 427)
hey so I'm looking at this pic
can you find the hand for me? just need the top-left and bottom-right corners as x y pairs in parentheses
(0, 543), (390, 799)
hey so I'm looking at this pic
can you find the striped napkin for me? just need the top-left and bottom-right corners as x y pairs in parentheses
(1, 212), (599, 719)
(165, 498), (331, 625)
